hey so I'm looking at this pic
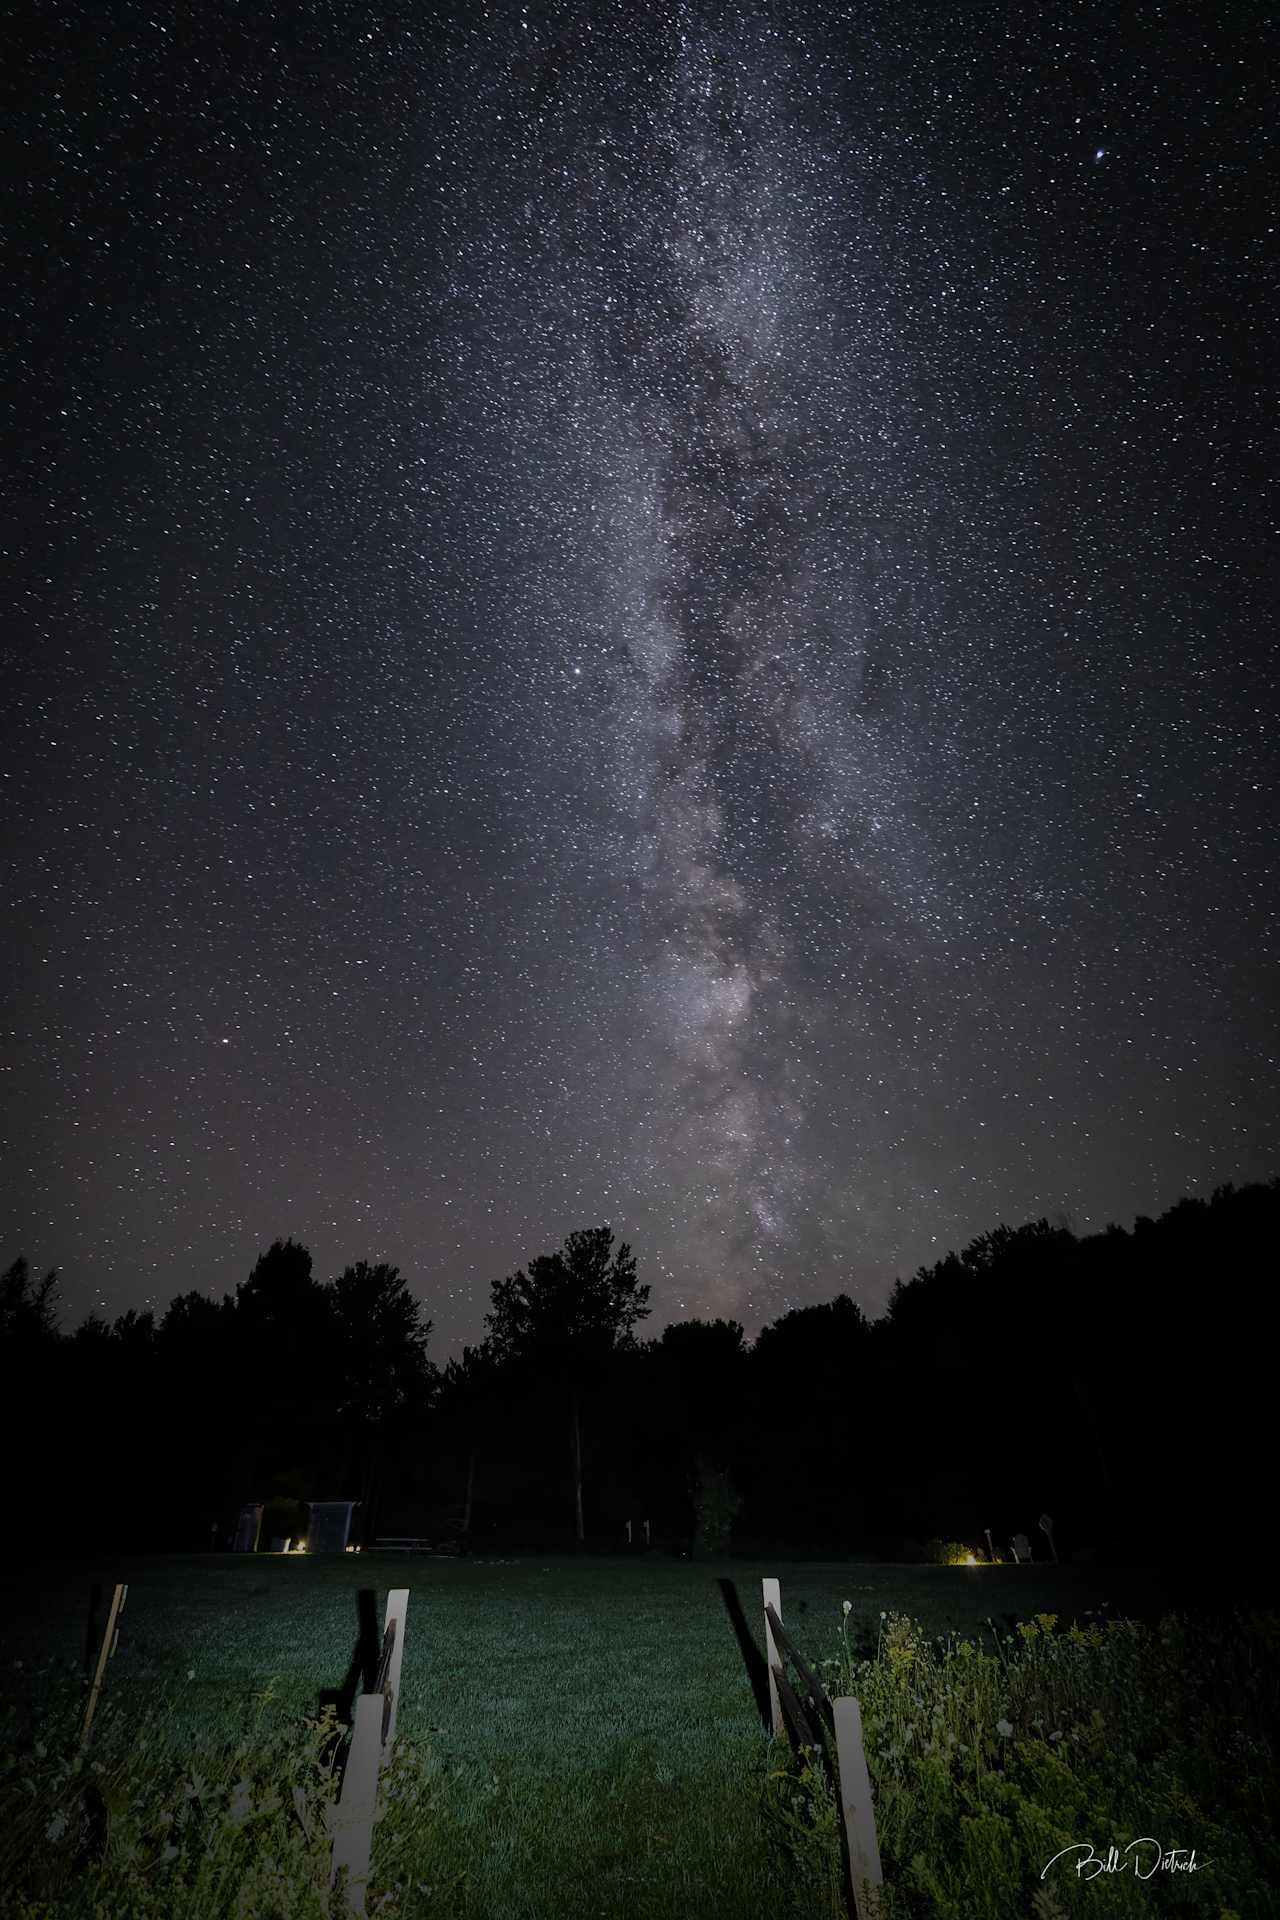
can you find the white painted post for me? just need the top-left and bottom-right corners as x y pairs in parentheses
(762, 1577), (783, 1737)
(833, 1696), (884, 1920)
(644, 1518), (650, 1546)
(626, 1518), (632, 1545)
(330, 1693), (382, 1913)
(382, 1588), (408, 1748)
(80, 1583), (127, 1749)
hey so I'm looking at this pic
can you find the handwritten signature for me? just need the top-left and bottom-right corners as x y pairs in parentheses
(1042, 1840), (1206, 1881)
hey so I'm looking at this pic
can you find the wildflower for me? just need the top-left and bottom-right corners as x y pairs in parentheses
(996, 1719), (1013, 1737)
(1050, 1730), (1064, 1741)
(186, 1669), (195, 1681)
(45, 1809), (68, 1843)
(161, 1843), (179, 1863)
(843, 1600), (852, 1616)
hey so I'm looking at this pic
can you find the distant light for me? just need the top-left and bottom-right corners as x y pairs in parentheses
(295, 1541), (308, 1553)
(964, 1553), (979, 1566)
(1094, 148), (1106, 162)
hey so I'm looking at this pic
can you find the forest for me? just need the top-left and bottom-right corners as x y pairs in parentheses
(3, 1180), (1273, 1563)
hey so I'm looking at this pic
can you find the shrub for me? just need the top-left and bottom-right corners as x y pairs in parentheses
(691, 1458), (743, 1556)
(0, 1669), (461, 1919)
(766, 1606), (1280, 1918)
(923, 1541), (981, 1567)
(0, 1676), (346, 1919)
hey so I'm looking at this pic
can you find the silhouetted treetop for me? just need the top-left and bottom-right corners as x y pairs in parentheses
(330, 1260), (435, 1426)
(485, 1226), (649, 1376)
(0, 1256), (59, 1345)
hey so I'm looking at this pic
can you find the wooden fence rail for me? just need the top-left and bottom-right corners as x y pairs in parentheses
(79, 1582), (127, 1750)
(763, 1578), (884, 1920)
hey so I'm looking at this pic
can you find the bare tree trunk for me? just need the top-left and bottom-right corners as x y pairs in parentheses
(571, 1395), (585, 1546)
(359, 1428), (383, 1548)
(462, 1448), (475, 1552)
(1069, 1372), (1116, 1498)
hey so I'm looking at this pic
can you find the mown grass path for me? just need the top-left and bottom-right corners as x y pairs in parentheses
(0, 1556), (1234, 1918)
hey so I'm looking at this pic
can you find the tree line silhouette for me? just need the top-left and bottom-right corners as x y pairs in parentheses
(3, 1179), (1273, 1563)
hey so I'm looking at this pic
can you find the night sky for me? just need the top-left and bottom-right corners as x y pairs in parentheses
(3, 2), (1275, 1357)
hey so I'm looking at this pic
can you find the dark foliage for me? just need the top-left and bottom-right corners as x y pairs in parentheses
(5, 1179), (1275, 1560)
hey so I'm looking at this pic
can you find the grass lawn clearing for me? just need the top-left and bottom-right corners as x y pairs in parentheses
(0, 1554), (1266, 1918)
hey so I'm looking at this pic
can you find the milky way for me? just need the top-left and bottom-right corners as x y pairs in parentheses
(2, 2), (1274, 1350)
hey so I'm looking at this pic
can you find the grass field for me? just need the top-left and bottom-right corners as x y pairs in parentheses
(0, 1554), (1269, 1918)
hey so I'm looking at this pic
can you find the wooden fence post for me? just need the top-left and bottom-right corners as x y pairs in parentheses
(382, 1588), (408, 1748)
(79, 1583), (127, 1750)
(833, 1696), (884, 1920)
(762, 1577), (783, 1737)
(330, 1693), (383, 1914)
(330, 1588), (410, 1912)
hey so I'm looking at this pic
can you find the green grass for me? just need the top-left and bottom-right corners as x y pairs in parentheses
(0, 1555), (1261, 1919)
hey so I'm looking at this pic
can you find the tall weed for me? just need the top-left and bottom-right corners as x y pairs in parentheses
(0, 1663), (460, 1919)
(766, 1607), (1279, 1919)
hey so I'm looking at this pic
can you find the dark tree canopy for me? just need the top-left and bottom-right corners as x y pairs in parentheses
(5, 1177), (1275, 1557)
(485, 1226), (649, 1379)
(235, 1237), (321, 1320)
(330, 1260), (435, 1427)
(0, 1256), (59, 1345)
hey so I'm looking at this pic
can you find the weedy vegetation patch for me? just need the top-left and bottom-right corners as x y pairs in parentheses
(1, 1558), (1273, 1918)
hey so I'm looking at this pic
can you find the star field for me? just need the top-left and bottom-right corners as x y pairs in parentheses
(2, 1), (1275, 1353)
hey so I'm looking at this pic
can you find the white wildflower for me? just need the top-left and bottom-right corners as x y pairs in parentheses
(842, 1600), (852, 1616)
(45, 1809), (69, 1843)
(996, 1719), (1014, 1737)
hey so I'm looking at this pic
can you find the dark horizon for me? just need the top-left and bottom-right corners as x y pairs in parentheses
(5, 1177), (1275, 1567)
(7, 1170), (1277, 1366)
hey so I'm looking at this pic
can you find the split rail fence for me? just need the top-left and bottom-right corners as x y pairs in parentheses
(75, 1579), (410, 1915)
(69, 1570), (880, 1917)
(762, 1577), (884, 1920)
